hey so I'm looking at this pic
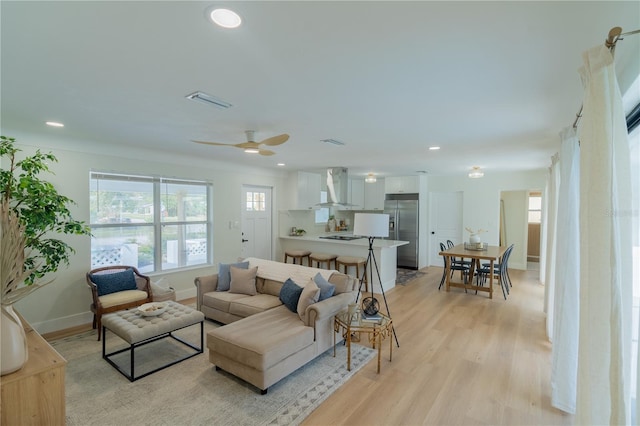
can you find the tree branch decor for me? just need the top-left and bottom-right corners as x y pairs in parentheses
(0, 136), (91, 305)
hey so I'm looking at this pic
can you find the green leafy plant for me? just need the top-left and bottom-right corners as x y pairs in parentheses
(1, 136), (91, 304)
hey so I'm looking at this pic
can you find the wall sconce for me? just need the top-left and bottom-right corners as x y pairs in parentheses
(365, 173), (377, 183)
(468, 166), (484, 178)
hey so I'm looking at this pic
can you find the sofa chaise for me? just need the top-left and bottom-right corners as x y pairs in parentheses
(194, 257), (358, 393)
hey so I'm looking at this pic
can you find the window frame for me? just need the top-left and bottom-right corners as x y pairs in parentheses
(89, 171), (213, 273)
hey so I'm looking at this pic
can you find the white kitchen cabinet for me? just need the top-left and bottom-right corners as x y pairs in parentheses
(291, 171), (321, 210)
(385, 176), (419, 194)
(347, 178), (364, 210)
(364, 179), (385, 210)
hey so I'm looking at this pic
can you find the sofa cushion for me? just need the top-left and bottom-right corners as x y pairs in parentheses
(217, 261), (250, 292)
(229, 294), (283, 317)
(328, 273), (357, 294)
(313, 273), (335, 301)
(90, 268), (138, 296)
(229, 266), (258, 295)
(297, 279), (320, 320)
(203, 291), (251, 313)
(207, 306), (314, 371)
(261, 279), (283, 297)
(279, 278), (303, 312)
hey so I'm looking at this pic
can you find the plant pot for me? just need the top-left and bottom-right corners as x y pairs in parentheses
(469, 233), (481, 245)
(1, 304), (28, 375)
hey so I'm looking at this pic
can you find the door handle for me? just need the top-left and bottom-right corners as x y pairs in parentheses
(242, 238), (249, 243)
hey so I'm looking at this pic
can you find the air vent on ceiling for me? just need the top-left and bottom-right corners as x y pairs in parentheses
(321, 138), (346, 146)
(186, 91), (232, 109)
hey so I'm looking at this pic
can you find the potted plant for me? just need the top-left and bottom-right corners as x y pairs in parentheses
(1, 136), (91, 375)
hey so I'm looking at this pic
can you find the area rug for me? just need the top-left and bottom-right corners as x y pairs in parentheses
(51, 321), (376, 426)
(396, 267), (428, 285)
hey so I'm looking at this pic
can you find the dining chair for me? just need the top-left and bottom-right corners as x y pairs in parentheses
(482, 243), (514, 288)
(476, 244), (513, 300)
(439, 242), (470, 291)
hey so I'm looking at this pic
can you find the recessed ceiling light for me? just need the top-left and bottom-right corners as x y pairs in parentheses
(244, 148), (259, 154)
(277, 163), (286, 167)
(46, 121), (64, 127)
(209, 8), (242, 28)
(429, 146), (440, 150)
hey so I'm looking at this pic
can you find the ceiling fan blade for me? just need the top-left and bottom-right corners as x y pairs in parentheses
(235, 141), (261, 149)
(260, 134), (289, 146)
(258, 149), (275, 156)
(192, 140), (235, 147)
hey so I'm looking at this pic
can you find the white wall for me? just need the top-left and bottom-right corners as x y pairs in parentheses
(7, 131), (289, 333)
(427, 169), (546, 269)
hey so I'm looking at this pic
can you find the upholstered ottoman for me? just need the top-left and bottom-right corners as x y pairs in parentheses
(207, 306), (315, 393)
(102, 301), (204, 381)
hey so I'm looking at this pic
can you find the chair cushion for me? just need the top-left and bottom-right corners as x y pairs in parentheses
(217, 261), (250, 291)
(98, 289), (148, 309)
(90, 268), (137, 296)
(279, 278), (303, 312)
(313, 272), (335, 301)
(229, 266), (258, 295)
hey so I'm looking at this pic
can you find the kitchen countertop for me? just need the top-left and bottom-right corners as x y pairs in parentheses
(280, 234), (409, 248)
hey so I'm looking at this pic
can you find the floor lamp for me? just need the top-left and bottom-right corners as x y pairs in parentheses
(353, 213), (399, 347)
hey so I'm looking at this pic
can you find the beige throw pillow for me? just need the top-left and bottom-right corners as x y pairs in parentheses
(297, 279), (320, 320)
(229, 266), (258, 295)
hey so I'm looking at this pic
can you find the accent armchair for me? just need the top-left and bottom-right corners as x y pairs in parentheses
(86, 265), (152, 340)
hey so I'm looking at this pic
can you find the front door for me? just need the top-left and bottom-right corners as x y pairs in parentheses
(241, 185), (272, 260)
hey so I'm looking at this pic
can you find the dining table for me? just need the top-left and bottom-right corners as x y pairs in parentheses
(439, 243), (508, 299)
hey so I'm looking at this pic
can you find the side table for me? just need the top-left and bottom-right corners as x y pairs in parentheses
(333, 309), (393, 373)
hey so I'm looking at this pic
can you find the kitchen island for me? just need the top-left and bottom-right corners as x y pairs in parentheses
(280, 235), (409, 292)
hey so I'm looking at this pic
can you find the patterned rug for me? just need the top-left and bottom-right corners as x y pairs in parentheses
(51, 320), (376, 426)
(396, 268), (428, 285)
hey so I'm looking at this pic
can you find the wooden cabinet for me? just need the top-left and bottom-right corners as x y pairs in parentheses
(364, 179), (385, 210)
(385, 176), (419, 194)
(291, 171), (321, 210)
(1, 315), (66, 426)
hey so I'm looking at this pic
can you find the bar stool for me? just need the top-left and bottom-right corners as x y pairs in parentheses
(335, 256), (368, 292)
(309, 252), (338, 270)
(283, 249), (311, 266)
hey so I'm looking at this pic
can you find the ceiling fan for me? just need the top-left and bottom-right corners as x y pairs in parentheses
(193, 130), (289, 156)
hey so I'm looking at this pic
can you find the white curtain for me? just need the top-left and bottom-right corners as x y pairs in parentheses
(551, 127), (581, 413)
(544, 153), (559, 340)
(576, 44), (634, 425)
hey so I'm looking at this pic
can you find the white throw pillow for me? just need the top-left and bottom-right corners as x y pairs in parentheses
(297, 279), (320, 320)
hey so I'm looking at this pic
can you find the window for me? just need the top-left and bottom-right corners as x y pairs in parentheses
(528, 192), (542, 223)
(90, 172), (212, 273)
(246, 191), (266, 211)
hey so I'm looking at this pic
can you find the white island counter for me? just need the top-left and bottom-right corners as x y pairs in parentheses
(280, 235), (408, 292)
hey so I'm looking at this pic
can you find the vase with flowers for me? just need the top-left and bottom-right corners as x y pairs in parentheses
(1, 136), (91, 375)
(465, 227), (487, 246)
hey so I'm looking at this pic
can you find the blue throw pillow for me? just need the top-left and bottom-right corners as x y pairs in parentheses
(217, 261), (250, 291)
(90, 268), (137, 297)
(279, 278), (304, 313)
(313, 273), (335, 301)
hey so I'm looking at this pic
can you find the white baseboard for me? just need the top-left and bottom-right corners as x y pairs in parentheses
(32, 288), (197, 335)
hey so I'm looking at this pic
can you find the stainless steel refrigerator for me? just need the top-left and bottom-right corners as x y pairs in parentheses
(384, 193), (419, 269)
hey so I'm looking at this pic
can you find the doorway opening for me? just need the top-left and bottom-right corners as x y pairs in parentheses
(527, 191), (542, 266)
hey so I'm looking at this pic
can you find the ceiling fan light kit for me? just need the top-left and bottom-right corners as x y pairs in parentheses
(193, 130), (289, 156)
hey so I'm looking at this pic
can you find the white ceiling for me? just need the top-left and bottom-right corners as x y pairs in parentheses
(2, 1), (639, 178)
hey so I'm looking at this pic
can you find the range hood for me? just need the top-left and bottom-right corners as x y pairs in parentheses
(317, 167), (350, 207)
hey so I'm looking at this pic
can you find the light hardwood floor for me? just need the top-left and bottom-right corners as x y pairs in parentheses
(302, 266), (574, 426)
